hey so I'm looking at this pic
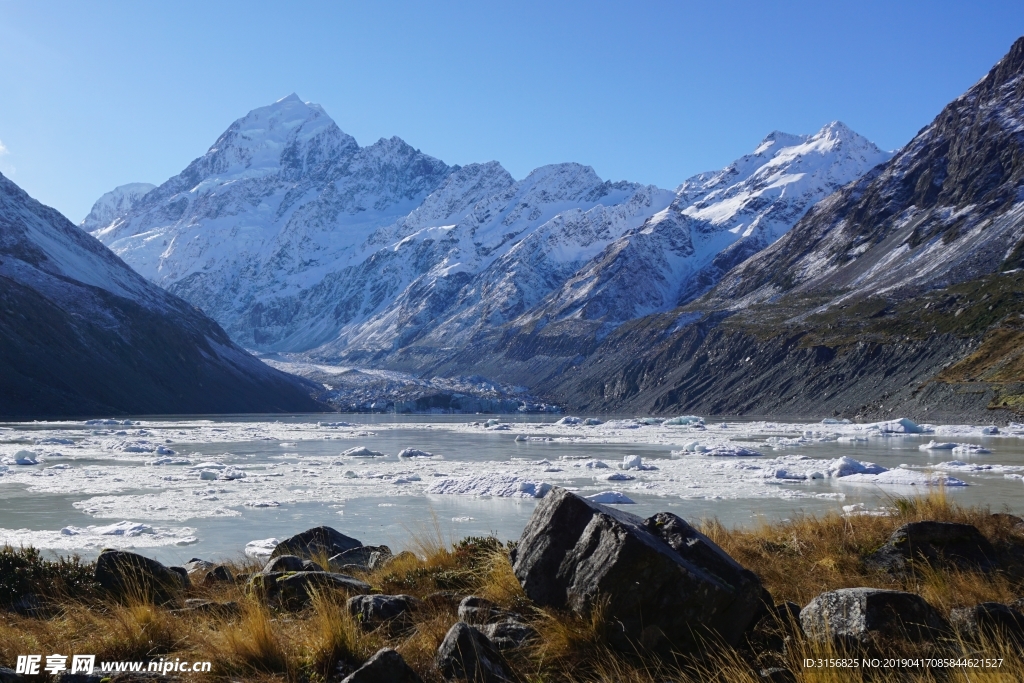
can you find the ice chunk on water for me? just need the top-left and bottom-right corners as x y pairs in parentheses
(919, 441), (957, 450)
(14, 450), (38, 465)
(557, 416), (582, 425)
(841, 468), (967, 487)
(342, 447), (386, 457)
(664, 415), (703, 425)
(582, 418), (603, 426)
(62, 521), (154, 537)
(219, 467), (247, 481)
(199, 470), (219, 481)
(703, 446), (762, 457)
(585, 491), (635, 504)
(580, 459), (609, 469)
(398, 448), (434, 458)
(601, 472), (635, 481)
(622, 455), (642, 470)
(821, 417), (852, 424)
(871, 418), (929, 434)
(245, 537), (280, 558)
(828, 456), (887, 478)
(952, 444), (992, 455)
(426, 474), (551, 498)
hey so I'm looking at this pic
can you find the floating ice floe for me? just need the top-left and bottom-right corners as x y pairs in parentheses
(621, 455), (657, 470)
(14, 450), (38, 465)
(836, 436), (869, 443)
(828, 456), (886, 478)
(578, 459), (609, 469)
(342, 446), (386, 457)
(318, 421), (353, 428)
(702, 446), (763, 457)
(45, 463), (73, 470)
(85, 419), (135, 426)
(0, 520), (197, 551)
(245, 537), (280, 558)
(62, 521), (154, 537)
(601, 472), (635, 481)
(398, 448), (434, 458)
(244, 500), (280, 508)
(514, 435), (553, 441)
(582, 418), (603, 426)
(821, 418), (852, 425)
(147, 456), (192, 465)
(840, 468), (967, 487)
(867, 418), (930, 434)
(952, 444), (992, 455)
(664, 415), (703, 426)
(426, 474), (552, 498)
(602, 420), (642, 430)
(585, 491), (635, 504)
(218, 467), (247, 481)
(919, 441), (957, 451)
(452, 516), (474, 522)
(556, 416), (582, 425)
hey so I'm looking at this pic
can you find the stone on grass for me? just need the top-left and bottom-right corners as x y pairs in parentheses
(950, 602), (1024, 642)
(203, 565), (234, 584)
(0, 667), (23, 683)
(276, 571), (371, 609)
(95, 549), (186, 604)
(263, 554), (322, 574)
(436, 622), (511, 683)
(510, 487), (763, 652)
(347, 594), (420, 630)
(329, 545), (391, 571)
(801, 588), (947, 645)
(271, 526), (362, 560)
(341, 648), (423, 683)
(458, 596), (510, 624)
(866, 521), (996, 573)
(182, 558), (215, 575)
(480, 619), (536, 650)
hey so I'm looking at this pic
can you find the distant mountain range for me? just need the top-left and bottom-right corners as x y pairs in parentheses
(0, 172), (324, 418)
(86, 96), (889, 381)
(546, 36), (1024, 422)
(80, 35), (1024, 420)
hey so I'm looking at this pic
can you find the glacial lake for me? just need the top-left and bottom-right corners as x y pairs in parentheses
(1, 414), (1022, 566)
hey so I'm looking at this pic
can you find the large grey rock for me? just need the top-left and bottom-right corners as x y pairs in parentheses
(182, 558), (215, 575)
(510, 487), (763, 651)
(329, 545), (392, 572)
(276, 571), (371, 609)
(866, 521), (996, 573)
(203, 565), (234, 585)
(341, 648), (423, 683)
(271, 526), (363, 560)
(458, 596), (510, 624)
(95, 550), (186, 604)
(0, 667), (23, 683)
(950, 602), (1024, 642)
(263, 554), (322, 573)
(801, 588), (947, 645)
(436, 622), (511, 683)
(346, 594), (420, 630)
(480, 619), (536, 651)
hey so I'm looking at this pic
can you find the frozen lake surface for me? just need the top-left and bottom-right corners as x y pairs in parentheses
(1, 414), (1022, 565)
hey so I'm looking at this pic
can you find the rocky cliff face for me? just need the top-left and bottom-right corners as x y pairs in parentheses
(0, 172), (324, 418)
(546, 37), (1024, 422)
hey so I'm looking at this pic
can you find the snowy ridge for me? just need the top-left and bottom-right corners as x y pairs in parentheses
(80, 182), (156, 233)
(514, 122), (892, 330)
(88, 96), (888, 372)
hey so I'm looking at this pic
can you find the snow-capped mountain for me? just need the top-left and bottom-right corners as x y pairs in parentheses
(512, 123), (892, 338)
(80, 182), (155, 233)
(0, 171), (323, 417)
(92, 94), (454, 347)
(707, 38), (1024, 309)
(88, 95), (888, 384)
(545, 36), (1024, 422)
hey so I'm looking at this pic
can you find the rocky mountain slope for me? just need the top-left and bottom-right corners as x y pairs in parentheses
(546, 36), (1024, 422)
(89, 97), (887, 392)
(0, 172), (325, 418)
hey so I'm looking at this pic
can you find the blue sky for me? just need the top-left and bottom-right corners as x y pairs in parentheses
(1, 1), (1022, 222)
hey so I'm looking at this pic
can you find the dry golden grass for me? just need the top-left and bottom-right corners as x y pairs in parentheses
(0, 491), (1021, 682)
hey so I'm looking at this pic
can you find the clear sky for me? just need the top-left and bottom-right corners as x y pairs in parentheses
(1, 1), (1022, 223)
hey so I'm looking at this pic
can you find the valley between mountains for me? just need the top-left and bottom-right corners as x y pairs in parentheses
(67, 36), (1024, 421)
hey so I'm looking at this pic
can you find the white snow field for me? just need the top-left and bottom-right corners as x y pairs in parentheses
(0, 415), (1021, 564)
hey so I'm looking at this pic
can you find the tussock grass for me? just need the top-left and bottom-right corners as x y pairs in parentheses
(0, 492), (1022, 681)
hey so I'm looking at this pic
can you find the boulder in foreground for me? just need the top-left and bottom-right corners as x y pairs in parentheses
(510, 487), (764, 652)
(341, 648), (423, 683)
(95, 550), (185, 604)
(866, 521), (996, 573)
(271, 526), (363, 559)
(801, 588), (947, 645)
(435, 622), (511, 683)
